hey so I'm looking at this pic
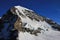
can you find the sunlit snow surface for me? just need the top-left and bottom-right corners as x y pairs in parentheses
(18, 30), (60, 40)
(0, 6), (60, 40)
(14, 6), (60, 40)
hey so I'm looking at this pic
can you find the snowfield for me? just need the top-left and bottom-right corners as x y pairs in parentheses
(18, 30), (60, 40)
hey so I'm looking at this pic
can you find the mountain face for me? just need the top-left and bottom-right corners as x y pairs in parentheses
(0, 6), (60, 40)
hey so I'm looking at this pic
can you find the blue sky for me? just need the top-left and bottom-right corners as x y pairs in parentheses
(0, 0), (60, 24)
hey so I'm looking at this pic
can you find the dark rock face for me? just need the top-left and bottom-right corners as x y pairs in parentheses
(0, 10), (18, 40)
(0, 19), (4, 32)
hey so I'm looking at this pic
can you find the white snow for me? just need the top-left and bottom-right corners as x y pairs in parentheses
(15, 8), (51, 30)
(17, 30), (60, 40)
(13, 6), (60, 40)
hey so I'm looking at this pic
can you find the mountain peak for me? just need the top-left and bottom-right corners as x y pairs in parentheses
(0, 6), (60, 40)
(15, 6), (33, 11)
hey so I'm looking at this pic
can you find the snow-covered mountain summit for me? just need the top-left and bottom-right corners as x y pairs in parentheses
(0, 6), (60, 40)
(11, 6), (52, 33)
(11, 6), (60, 31)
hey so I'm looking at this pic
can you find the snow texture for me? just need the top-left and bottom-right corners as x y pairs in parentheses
(14, 6), (60, 40)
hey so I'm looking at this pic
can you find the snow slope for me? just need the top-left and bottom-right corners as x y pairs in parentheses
(12, 6), (60, 40)
(17, 30), (60, 40)
(14, 6), (52, 30)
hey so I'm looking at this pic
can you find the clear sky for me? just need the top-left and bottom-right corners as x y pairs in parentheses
(0, 0), (60, 24)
